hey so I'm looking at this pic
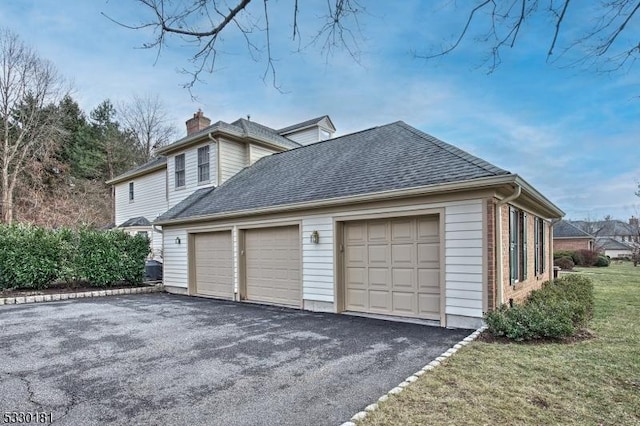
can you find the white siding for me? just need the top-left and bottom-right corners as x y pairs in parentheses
(302, 217), (334, 302)
(284, 127), (319, 146)
(445, 200), (484, 318)
(167, 141), (217, 209)
(219, 138), (247, 184)
(114, 169), (168, 225)
(249, 144), (277, 165)
(163, 228), (188, 289)
(151, 228), (163, 261)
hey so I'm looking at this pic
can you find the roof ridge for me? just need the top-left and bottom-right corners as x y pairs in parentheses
(395, 122), (507, 175)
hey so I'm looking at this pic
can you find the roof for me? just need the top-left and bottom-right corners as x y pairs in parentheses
(106, 157), (167, 185)
(595, 237), (635, 251)
(157, 121), (512, 223)
(158, 118), (300, 155)
(119, 216), (151, 227)
(553, 220), (594, 239)
(570, 220), (637, 237)
(277, 115), (336, 135)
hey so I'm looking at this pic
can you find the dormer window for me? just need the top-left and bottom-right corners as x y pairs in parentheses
(175, 154), (185, 188)
(197, 145), (210, 183)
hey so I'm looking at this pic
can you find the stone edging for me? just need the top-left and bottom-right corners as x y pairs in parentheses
(340, 325), (488, 426)
(0, 284), (164, 306)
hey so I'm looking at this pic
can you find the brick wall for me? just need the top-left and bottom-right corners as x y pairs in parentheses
(554, 238), (593, 252)
(500, 204), (552, 305)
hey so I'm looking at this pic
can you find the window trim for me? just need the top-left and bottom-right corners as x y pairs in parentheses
(174, 154), (186, 189)
(509, 207), (529, 285)
(197, 145), (210, 184)
(128, 182), (134, 202)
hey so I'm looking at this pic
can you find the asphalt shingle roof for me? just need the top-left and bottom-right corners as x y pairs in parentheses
(119, 216), (152, 227)
(157, 121), (511, 222)
(553, 220), (594, 238)
(596, 237), (635, 251)
(109, 157), (166, 183)
(277, 115), (333, 134)
(570, 220), (636, 237)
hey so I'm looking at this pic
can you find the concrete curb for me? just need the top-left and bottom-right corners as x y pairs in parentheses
(340, 325), (488, 426)
(0, 284), (164, 306)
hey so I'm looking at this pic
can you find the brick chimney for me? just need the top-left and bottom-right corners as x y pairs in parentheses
(630, 216), (639, 227)
(186, 109), (211, 135)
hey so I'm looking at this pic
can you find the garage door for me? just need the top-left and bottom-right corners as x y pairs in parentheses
(243, 225), (301, 306)
(344, 216), (441, 320)
(193, 231), (233, 298)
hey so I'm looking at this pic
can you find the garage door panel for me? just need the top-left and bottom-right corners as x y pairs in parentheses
(194, 231), (233, 298)
(344, 216), (441, 320)
(244, 225), (300, 306)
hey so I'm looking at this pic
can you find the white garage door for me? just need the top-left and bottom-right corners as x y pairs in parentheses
(344, 216), (441, 320)
(193, 231), (233, 298)
(243, 225), (301, 306)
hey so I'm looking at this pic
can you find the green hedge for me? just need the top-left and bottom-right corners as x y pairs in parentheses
(485, 274), (594, 341)
(0, 224), (150, 290)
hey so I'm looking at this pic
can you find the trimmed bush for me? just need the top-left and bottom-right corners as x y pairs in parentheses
(0, 224), (150, 290)
(485, 274), (594, 341)
(553, 250), (575, 260)
(595, 255), (610, 267)
(576, 249), (600, 266)
(554, 256), (575, 270)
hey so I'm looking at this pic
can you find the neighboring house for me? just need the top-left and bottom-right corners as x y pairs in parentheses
(142, 116), (563, 329)
(596, 237), (635, 259)
(553, 220), (595, 252)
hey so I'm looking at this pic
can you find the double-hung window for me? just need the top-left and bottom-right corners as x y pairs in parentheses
(175, 154), (185, 188)
(534, 218), (546, 275)
(509, 207), (528, 284)
(197, 145), (210, 183)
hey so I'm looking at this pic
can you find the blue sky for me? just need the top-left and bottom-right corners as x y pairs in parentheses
(1, 1), (638, 220)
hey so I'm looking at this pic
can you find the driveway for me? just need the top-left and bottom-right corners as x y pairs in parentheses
(0, 294), (470, 425)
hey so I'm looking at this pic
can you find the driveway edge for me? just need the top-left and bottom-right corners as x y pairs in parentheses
(340, 325), (488, 426)
(0, 284), (164, 306)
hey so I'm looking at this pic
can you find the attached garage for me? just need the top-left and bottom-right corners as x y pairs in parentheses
(343, 216), (442, 320)
(241, 225), (301, 307)
(192, 231), (234, 298)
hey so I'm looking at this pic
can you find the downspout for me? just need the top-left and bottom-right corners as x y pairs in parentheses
(495, 184), (521, 307)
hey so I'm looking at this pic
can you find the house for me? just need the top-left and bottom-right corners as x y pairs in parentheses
(553, 220), (595, 252)
(111, 112), (564, 330)
(569, 217), (640, 258)
(596, 237), (635, 259)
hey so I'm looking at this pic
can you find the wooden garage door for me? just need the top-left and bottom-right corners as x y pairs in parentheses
(344, 216), (441, 320)
(243, 225), (301, 306)
(193, 231), (233, 298)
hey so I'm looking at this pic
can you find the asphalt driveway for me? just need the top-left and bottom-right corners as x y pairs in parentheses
(0, 294), (471, 425)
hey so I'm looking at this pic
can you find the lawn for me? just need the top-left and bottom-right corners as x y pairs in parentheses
(360, 262), (640, 425)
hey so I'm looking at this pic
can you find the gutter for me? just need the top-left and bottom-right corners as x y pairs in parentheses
(494, 184), (522, 307)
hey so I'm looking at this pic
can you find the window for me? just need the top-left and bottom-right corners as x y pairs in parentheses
(174, 154), (185, 188)
(534, 218), (546, 275)
(509, 208), (527, 284)
(197, 145), (210, 183)
(137, 231), (148, 239)
(128, 182), (134, 202)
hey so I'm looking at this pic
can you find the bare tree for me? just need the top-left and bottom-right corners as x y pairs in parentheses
(0, 28), (66, 223)
(109, 1), (638, 87)
(118, 93), (177, 162)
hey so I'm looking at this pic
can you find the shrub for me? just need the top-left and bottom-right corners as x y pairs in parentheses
(553, 250), (575, 260)
(576, 249), (600, 266)
(570, 250), (585, 266)
(594, 255), (610, 267)
(485, 274), (594, 341)
(554, 256), (575, 270)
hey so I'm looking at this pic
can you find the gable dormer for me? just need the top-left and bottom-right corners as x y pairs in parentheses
(278, 115), (336, 146)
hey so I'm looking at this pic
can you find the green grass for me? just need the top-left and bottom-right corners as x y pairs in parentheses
(360, 262), (640, 425)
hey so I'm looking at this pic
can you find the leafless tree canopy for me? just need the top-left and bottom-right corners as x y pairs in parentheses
(0, 28), (66, 223)
(110, 0), (639, 87)
(118, 93), (178, 162)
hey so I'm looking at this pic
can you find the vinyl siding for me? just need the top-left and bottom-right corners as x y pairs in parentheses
(167, 141), (217, 209)
(219, 138), (247, 184)
(163, 228), (188, 289)
(302, 217), (334, 302)
(151, 228), (163, 260)
(114, 169), (168, 225)
(249, 144), (277, 165)
(284, 127), (319, 146)
(445, 200), (484, 317)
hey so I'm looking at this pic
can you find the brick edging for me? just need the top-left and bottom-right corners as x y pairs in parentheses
(340, 325), (488, 426)
(0, 284), (164, 306)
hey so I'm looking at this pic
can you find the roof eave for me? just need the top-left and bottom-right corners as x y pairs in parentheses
(514, 175), (565, 218)
(156, 174), (518, 226)
(106, 162), (167, 185)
